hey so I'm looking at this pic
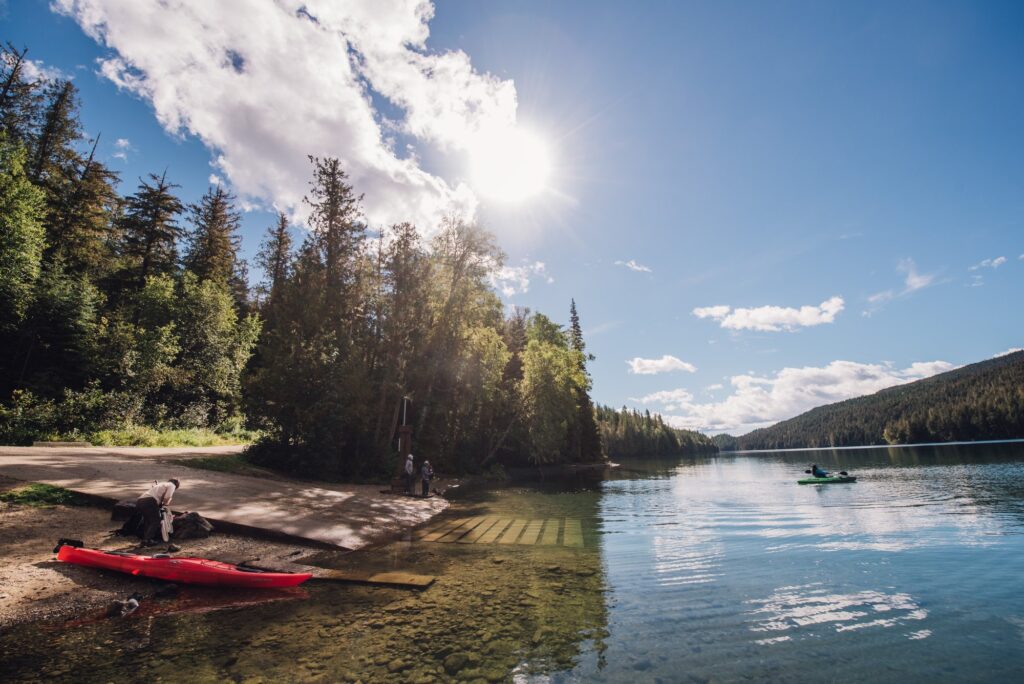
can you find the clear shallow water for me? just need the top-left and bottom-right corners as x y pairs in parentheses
(2, 442), (1024, 682)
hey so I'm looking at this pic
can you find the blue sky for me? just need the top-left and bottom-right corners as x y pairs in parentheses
(5, 0), (1022, 433)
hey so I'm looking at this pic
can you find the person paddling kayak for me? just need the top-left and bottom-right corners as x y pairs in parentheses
(810, 464), (830, 478)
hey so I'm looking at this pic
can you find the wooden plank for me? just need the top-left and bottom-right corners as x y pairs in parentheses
(458, 517), (500, 544)
(540, 518), (561, 546)
(563, 519), (583, 547)
(437, 516), (487, 543)
(311, 569), (435, 588)
(477, 519), (512, 544)
(413, 518), (453, 540)
(497, 519), (527, 545)
(518, 519), (544, 546)
(420, 517), (470, 542)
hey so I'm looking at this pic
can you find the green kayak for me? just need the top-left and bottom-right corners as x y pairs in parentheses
(798, 475), (856, 484)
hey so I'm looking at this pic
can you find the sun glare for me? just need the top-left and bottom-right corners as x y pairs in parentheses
(468, 126), (552, 203)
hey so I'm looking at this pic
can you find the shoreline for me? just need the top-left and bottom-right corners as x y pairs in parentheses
(0, 474), (337, 629)
(723, 437), (1024, 455)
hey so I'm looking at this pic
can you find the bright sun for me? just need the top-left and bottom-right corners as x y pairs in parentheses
(468, 126), (552, 202)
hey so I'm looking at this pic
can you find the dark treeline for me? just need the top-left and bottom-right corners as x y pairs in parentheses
(728, 351), (1024, 451)
(711, 434), (739, 451)
(244, 156), (606, 477)
(596, 405), (717, 459)
(0, 44), (607, 477)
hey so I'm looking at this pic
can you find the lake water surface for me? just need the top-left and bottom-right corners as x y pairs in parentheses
(3, 442), (1024, 682)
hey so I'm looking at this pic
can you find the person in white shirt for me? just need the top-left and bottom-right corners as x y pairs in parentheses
(137, 478), (179, 545)
(404, 454), (415, 495)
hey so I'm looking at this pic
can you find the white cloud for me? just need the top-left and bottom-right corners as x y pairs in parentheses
(627, 355), (697, 375)
(614, 259), (652, 273)
(692, 296), (844, 332)
(994, 348), (1022, 358)
(51, 0), (527, 232)
(629, 388), (693, 410)
(969, 256), (1007, 271)
(488, 261), (551, 297)
(705, 383), (723, 391)
(208, 173), (224, 186)
(636, 359), (956, 434)
(866, 259), (936, 313)
(111, 136), (132, 161)
(693, 305), (730, 320)
(11, 55), (69, 83)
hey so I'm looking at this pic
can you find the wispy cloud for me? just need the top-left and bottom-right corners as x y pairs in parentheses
(692, 297), (844, 332)
(865, 259), (936, 313)
(614, 259), (652, 273)
(634, 359), (956, 434)
(969, 256), (1007, 271)
(994, 348), (1022, 358)
(52, 0), (530, 232)
(705, 383), (723, 391)
(489, 261), (552, 297)
(627, 355), (697, 375)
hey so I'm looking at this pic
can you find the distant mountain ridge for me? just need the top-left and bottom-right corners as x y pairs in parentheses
(722, 351), (1024, 451)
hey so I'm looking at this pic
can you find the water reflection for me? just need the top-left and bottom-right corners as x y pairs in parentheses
(747, 584), (928, 641)
(4, 442), (1024, 682)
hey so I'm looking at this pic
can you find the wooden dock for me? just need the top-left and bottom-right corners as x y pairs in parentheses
(415, 517), (586, 547)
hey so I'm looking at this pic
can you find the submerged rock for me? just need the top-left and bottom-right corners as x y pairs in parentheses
(443, 653), (471, 674)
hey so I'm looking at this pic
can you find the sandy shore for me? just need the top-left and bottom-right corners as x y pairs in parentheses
(0, 474), (330, 629)
(0, 446), (448, 549)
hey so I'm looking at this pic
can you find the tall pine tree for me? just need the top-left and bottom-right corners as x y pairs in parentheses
(568, 299), (605, 462)
(120, 171), (184, 288)
(183, 185), (242, 284)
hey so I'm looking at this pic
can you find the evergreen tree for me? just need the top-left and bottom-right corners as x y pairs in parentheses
(567, 299), (604, 462)
(305, 155), (364, 328)
(0, 136), (45, 332)
(45, 134), (120, 277)
(0, 44), (44, 146)
(28, 80), (80, 186)
(183, 185), (241, 284)
(255, 211), (293, 307)
(120, 172), (184, 288)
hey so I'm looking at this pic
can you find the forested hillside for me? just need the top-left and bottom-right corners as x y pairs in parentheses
(596, 405), (717, 459)
(733, 351), (1024, 450)
(0, 44), (605, 477)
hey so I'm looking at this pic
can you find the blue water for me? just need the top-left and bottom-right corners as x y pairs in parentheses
(2, 442), (1023, 682)
(564, 443), (1024, 682)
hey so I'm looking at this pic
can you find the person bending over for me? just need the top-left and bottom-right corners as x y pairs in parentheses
(137, 478), (179, 545)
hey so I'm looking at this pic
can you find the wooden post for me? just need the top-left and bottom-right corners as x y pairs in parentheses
(391, 397), (413, 492)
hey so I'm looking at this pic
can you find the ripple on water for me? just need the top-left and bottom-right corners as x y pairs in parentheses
(747, 583), (929, 642)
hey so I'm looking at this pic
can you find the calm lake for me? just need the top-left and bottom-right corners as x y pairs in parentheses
(3, 441), (1024, 682)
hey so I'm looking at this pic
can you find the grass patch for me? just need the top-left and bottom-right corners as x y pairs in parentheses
(0, 482), (91, 507)
(82, 426), (260, 448)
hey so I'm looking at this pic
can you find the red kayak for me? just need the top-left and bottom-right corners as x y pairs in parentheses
(56, 544), (312, 588)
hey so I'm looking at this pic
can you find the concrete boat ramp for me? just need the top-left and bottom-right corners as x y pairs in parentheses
(0, 446), (447, 551)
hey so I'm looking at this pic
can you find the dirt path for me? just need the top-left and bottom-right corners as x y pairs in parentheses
(0, 446), (447, 550)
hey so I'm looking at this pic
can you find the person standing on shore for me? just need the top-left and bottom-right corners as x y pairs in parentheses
(404, 454), (415, 495)
(420, 459), (433, 498)
(137, 478), (179, 545)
